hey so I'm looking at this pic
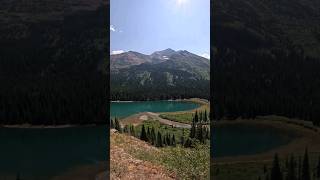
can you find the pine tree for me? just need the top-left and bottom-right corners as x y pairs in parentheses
(206, 127), (210, 140)
(287, 154), (296, 180)
(172, 134), (176, 146)
(166, 134), (171, 146)
(285, 156), (289, 169)
(190, 116), (196, 138)
(114, 117), (122, 132)
(271, 153), (282, 180)
(317, 156), (320, 178)
(163, 134), (167, 146)
(202, 127), (207, 140)
(110, 119), (114, 128)
(298, 156), (302, 180)
(196, 122), (203, 142)
(123, 125), (128, 133)
(263, 164), (267, 174)
(302, 148), (310, 180)
(151, 127), (156, 145)
(194, 111), (199, 123)
(140, 125), (148, 142)
(130, 125), (136, 137)
(128, 125), (132, 135)
(184, 137), (192, 148)
(147, 127), (151, 143)
(204, 110), (208, 122)
(16, 172), (20, 180)
(265, 173), (270, 180)
(180, 135), (185, 145)
(156, 131), (163, 147)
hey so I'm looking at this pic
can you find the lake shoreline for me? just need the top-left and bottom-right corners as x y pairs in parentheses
(159, 98), (209, 114)
(111, 98), (209, 103)
(112, 98), (207, 119)
(51, 162), (107, 180)
(213, 118), (320, 163)
(0, 124), (104, 129)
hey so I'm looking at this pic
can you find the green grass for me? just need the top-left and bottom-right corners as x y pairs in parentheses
(213, 161), (270, 180)
(158, 99), (210, 125)
(132, 143), (210, 180)
(160, 144), (210, 179)
(160, 112), (210, 125)
(160, 113), (194, 124)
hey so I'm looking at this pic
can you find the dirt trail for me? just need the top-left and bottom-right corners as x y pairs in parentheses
(121, 112), (191, 128)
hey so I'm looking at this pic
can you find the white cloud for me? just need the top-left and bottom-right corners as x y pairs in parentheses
(110, 25), (116, 32)
(110, 25), (123, 33)
(200, 53), (210, 59)
(111, 50), (125, 55)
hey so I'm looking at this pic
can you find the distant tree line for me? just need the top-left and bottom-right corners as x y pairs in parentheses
(213, 42), (320, 126)
(110, 79), (210, 101)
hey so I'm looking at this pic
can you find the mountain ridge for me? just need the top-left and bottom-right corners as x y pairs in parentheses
(111, 49), (209, 71)
(110, 49), (210, 100)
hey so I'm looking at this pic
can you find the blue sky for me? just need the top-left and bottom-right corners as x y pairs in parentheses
(110, 0), (210, 59)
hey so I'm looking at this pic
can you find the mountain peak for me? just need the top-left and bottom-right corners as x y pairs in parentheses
(162, 48), (176, 53)
(151, 48), (175, 55)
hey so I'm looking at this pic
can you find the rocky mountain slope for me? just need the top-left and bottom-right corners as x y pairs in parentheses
(110, 49), (210, 100)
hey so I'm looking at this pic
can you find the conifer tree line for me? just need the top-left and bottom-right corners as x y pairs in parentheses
(110, 118), (177, 147)
(110, 81), (210, 101)
(188, 111), (210, 145)
(213, 43), (320, 126)
(256, 149), (320, 180)
(110, 115), (210, 148)
(0, 6), (108, 125)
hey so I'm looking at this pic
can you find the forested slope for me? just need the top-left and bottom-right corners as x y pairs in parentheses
(0, 0), (108, 125)
(212, 0), (320, 125)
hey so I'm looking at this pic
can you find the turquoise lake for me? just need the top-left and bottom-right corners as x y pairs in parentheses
(0, 126), (106, 179)
(110, 101), (200, 118)
(213, 123), (295, 157)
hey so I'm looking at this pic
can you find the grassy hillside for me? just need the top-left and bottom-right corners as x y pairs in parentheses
(110, 130), (210, 179)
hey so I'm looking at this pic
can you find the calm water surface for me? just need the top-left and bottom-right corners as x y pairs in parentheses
(111, 101), (200, 118)
(213, 123), (295, 157)
(0, 126), (106, 179)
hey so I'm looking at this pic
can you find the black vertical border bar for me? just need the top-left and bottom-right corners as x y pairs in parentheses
(210, 0), (215, 178)
(106, 0), (111, 178)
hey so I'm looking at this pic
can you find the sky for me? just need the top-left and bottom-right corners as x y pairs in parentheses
(110, 0), (210, 59)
